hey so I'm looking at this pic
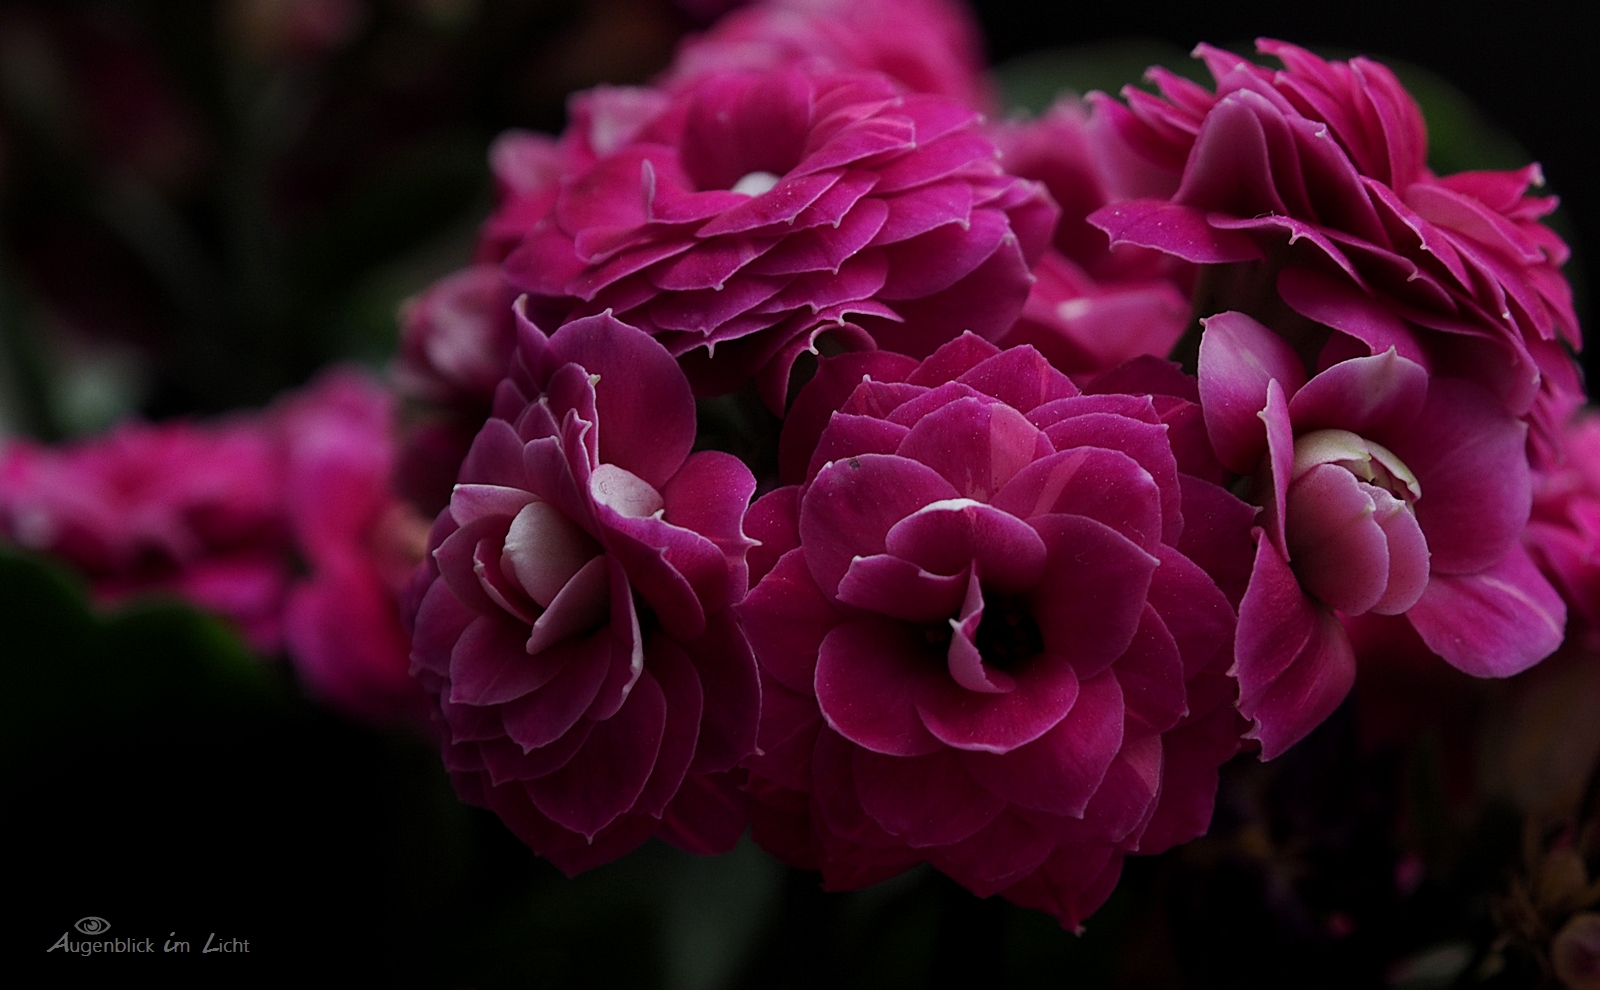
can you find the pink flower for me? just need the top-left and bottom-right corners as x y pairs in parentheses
(407, 306), (762, 872)
(662, 0), (995, 111)
(987, 98), (1192, 381)
(392, 264), (520, 515)
(0, 417), (290, 651)
(476, 89), (674, 267)
(1199, 311), (1565, 757)
(395, 265), (518, 412)
(277, 369), (433, 728)
(504, 68), (1057, 411)
(1526, 414), (1600, 648)
(737, 333), (1252, 928)
(1089, 41), (1581, 453)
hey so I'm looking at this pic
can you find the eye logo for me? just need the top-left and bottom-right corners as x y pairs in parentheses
(74, 917), (110, 935)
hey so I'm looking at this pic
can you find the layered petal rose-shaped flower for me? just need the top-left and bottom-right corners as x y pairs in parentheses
(504, 68), (1057, 411)
(1088, 40), (1582, 453)
(987, 98), (1193, 382)
(0, 415), (290, 651)
(277, 368), (433, 729)
(1199, 311), (1565, 758)
(1526, 414), (1600, 649)
(737, 332), (1253, 929)
(408, 306), (762, 872)
(662, 0), (995, 112)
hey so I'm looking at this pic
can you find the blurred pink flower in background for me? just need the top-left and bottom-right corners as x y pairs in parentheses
(989, 98), (1193, 381)
(1527, 414), (1600, 649)
(0, 416), (290, 651)
(277, 368), (433, 729)
(663, 0), (995, 110)
(392, 263), (521, 516)
(737, 333), (1251, 928)
(407, 307), (761, 873)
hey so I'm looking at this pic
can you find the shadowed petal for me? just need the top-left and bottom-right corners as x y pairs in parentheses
(1407, 544), (1564, 677)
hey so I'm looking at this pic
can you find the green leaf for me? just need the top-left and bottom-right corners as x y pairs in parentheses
(0, 548), (280, 763)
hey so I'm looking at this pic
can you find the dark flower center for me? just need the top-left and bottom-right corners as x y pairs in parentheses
(973, 594), (1043, 671)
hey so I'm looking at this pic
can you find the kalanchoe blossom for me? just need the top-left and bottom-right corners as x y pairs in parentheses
(662, 0), (995, 111)
(408, 305), (762, 872)
(0, 416), (290, 651)
(738, 333), (1252, 929)
(1199, 311), (1565, 758)
(1088, 40), (1582, 454)
(392, 264), (519, 515)
(395, 264), (518, 412)
(278, 369), (433, 729)
(505, 68), (1057, 411)
(986, 98), (1193, 381)
(1526, 414), (1600, 650)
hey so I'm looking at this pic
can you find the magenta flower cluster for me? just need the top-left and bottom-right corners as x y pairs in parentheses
(5, 1), (1589, 932)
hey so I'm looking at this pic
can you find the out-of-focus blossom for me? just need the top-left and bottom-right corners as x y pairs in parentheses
(1089, 40), (1582, 456)
(1199, 311), (1564, 757)
(737, 333), (1251, 928)
(0, 417), (290, 651)
(504, 68), (1056, 410)
(1527, 414), (1600, 648)
(986, 98), (1192, 381)
(663, 0), (994, 111)
(391, 264), (519, 515)
(395, 265), (519, 411)
(278, 369), (432, 728)
(407, 306), (761, 872)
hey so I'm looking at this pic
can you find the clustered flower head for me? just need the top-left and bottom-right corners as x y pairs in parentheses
(407, 306), (761, 870)
(736, 335), (1250, 924)
(5, 0), (1589, 935)
(504, 66), (1057, 410)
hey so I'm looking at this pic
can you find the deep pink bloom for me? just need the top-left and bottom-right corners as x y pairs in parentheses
(392, 263), (520, 514)
(395, 264), (518, 412)
(407, 306), (761, 872)
(737, 333), (1252, 928)
(1199, 311), (1565, 757)
(662, 0), (995, 111)
(504, 68), (1056, 410)
(986, 98), (1192, 381)
(1089, 41), (1581, 453)
(277, 369), (433, 728)
(1526, 414), (1600, 649)
(0, 417), (290, 651)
